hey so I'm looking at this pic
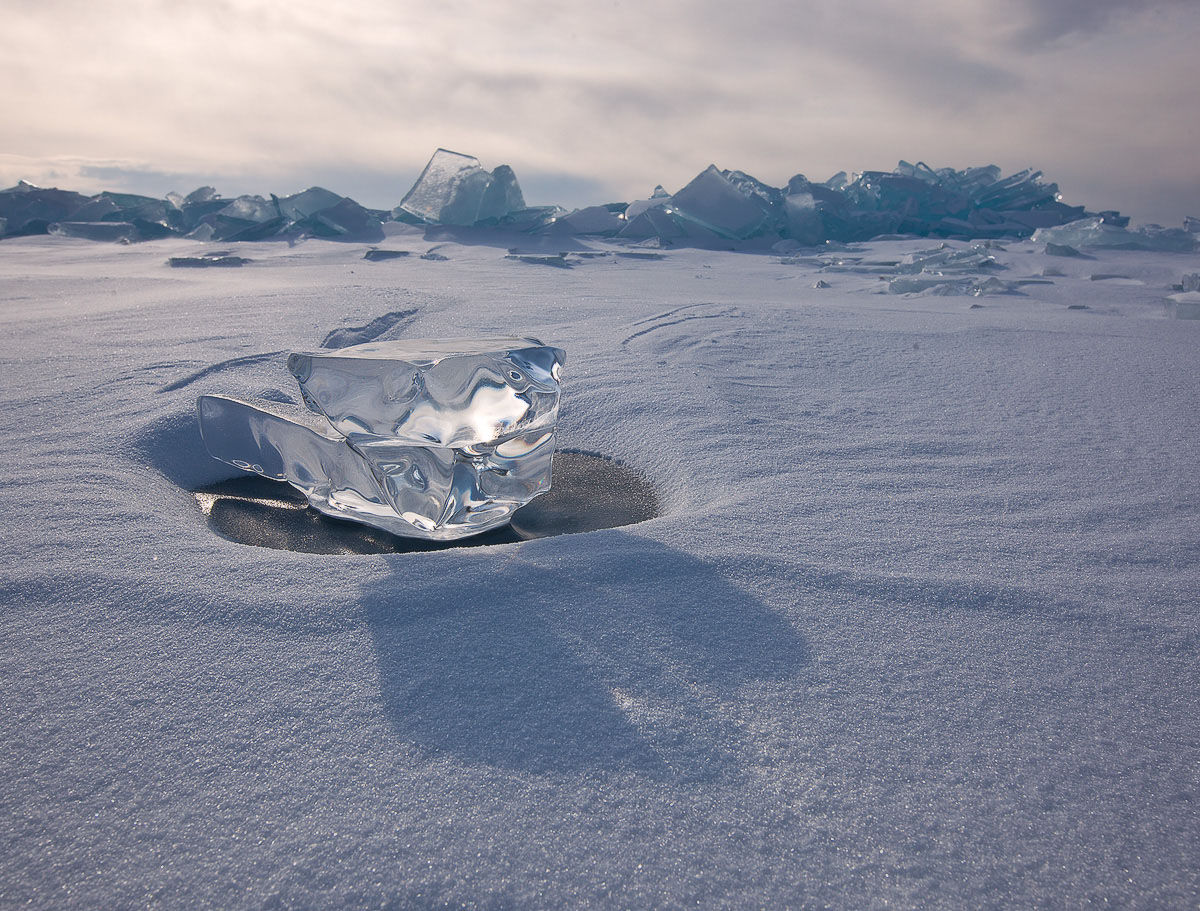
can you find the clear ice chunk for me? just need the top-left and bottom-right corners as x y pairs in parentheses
(784, 193), (825, 245)
(668, 165), (774, 239)
(276, 186), (344, 220)
(551, 205), (624, 235)
(397, 149), (525, 226)
(198, 337), (565, 540)
(1033, 218), (1198, 253)
(218, 195), (278, 223)
(624, 194), (671, 221)
(287, 337), (564, 447)
(48, 221), (138, 242)
(895, 243), (1001, 274)
(476, 165), (525, 222)
(618, 206), (686, 240)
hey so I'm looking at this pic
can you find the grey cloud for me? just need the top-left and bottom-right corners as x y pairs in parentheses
(1010, 0), (1190, 49)
(1, 0), (1197, 225)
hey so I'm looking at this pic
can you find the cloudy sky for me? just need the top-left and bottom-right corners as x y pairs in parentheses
(2, 0), (1197, 224)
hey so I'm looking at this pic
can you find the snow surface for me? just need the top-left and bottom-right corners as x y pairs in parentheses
(1, 230), (1198, 909)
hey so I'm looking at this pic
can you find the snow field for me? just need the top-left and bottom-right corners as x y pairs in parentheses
(1, 232), (1197, 909)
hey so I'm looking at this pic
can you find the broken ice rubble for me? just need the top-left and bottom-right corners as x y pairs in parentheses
(0, 180), (386, 244)
(3, 151), (1194, 247)
(197, 338), (565, 541)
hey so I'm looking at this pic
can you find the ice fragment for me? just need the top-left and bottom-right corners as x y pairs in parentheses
(668, 165), (774, 239)
(276, 187), (343, 220)
(363, 249), (410, 261)
(1168, 291), (1200, 319)
(550, 205), (625, 236)
(784, 193), (825, 245)
(1033, 218), (1197, 253)
(476, 165), (525, 223)
(398, 149), (525, 226)
(1045, 242), (1083, 257)
(168, 252), (250, 268)
(198, 338), (565, 540)
(49, 221), (138, 242)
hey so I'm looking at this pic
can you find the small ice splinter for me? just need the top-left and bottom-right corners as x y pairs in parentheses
(197, 337), (565, 541)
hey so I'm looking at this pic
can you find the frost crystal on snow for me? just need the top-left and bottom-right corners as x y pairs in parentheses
(197, 337), (565, 540)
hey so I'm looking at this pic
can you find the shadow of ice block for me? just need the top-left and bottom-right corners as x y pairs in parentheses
(197, 338), (566, 541)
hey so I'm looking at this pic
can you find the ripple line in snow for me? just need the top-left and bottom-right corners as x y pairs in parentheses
(621, 306), (741, 347)
(630, 302), (716, 327)
(158, 351), (286, 393)
(320, 309), (419, 348)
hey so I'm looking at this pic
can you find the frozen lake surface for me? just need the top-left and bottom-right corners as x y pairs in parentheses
(1, 230), (1197, 909)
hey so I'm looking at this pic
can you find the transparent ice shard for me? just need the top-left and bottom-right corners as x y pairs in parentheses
(551, 205), (625, 235)
(476, 165), (525, 222)
(721, 169), (784, 210)
(198, 337), (565, 541)
(624, 193), (671, 221)
(286, 337), (564, 447)
(823, 171), (849, 191)
(48, 221), (138, 242)
(218, 195), (278, 223)
(784, 192), (825, 245)
(895, 243), (1001, 274)
(296, 197), (384, 240)
(1033, 218), (1198, 253)
(618, 206), (686, 240)
(668, 165), (774, 239)
(397, 149), (525, 226)
(275, 187), (343, 220)
(888, 275), (1012, 296)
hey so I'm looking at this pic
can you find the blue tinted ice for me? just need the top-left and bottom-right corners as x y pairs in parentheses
(0, 150), (1151, 246)
(276, 187), (344, 220)
(198, 338), (565, 541)
(1033, 218), (1197, 253)
(397, 149), (526, 226)
(553, 205), (625, 235)
(668, 165), (774, 239)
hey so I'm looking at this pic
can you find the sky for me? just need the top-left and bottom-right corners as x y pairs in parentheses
(2, 0), (1198, 225)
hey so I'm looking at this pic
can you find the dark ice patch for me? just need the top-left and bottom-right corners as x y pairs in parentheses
(194, 451), (659, 554)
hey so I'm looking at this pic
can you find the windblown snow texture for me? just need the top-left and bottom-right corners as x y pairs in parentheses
(1, 229), (1198, 909)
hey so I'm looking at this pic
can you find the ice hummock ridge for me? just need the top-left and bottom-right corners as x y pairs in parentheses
(2, 150), (1194, 250)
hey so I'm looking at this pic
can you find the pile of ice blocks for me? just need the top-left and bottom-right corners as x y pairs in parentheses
(3, 148), (1196, 249)
(0, 181), (387, 243)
